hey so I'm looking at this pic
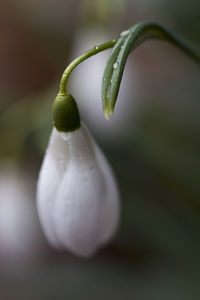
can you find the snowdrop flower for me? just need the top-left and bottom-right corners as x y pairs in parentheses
(37, 94), (120, 258)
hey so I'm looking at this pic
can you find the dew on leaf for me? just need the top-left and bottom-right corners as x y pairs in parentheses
(113, 62), (118, 69)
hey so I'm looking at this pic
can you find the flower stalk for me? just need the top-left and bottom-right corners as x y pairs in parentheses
(59, 39), (117, 95)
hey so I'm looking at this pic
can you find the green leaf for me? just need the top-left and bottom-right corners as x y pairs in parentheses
(102, 22), (200, 119)
(101, 35), (126, 119)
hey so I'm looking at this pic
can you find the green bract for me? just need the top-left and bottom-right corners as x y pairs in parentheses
(52, 93), (80, 132)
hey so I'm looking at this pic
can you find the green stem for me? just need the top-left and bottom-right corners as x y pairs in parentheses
(59, 39), (117, 95)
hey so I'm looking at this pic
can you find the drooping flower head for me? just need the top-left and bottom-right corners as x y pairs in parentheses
(37, 94), (120, 257)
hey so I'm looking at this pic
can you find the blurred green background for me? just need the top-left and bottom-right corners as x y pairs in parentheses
(0, 0), (200, 299)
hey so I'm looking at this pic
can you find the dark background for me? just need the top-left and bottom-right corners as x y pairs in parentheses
(0, 0), (200, 299)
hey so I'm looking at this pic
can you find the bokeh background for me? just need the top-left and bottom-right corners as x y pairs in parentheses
(0, 0), (200, 299)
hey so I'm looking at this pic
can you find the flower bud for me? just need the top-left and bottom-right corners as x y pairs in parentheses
(36, 123), (120, 258)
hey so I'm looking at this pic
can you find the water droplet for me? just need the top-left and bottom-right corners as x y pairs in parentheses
(95, 46), (99, 50)
(60, 132), (70, 141)
(113, 62), (118, 69)
(120, 30), (129, 37)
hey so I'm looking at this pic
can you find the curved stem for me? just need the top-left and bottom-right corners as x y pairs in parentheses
(59, 39), (117, 95)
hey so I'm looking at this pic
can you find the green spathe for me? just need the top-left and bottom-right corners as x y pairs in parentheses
(52, 93), (80, 132)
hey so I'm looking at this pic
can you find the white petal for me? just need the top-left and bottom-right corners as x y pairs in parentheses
(93, 143), (120, 245)
(37, 124), (120, 257)
(53, 125), (107, 257)
(37, 128), (70, 248)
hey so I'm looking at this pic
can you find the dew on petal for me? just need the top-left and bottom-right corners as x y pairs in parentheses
(60, 132), (70, 141)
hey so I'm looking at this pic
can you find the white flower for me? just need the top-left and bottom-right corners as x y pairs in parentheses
(0, 163), (43, 263)
(36, 123), (120, 258)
